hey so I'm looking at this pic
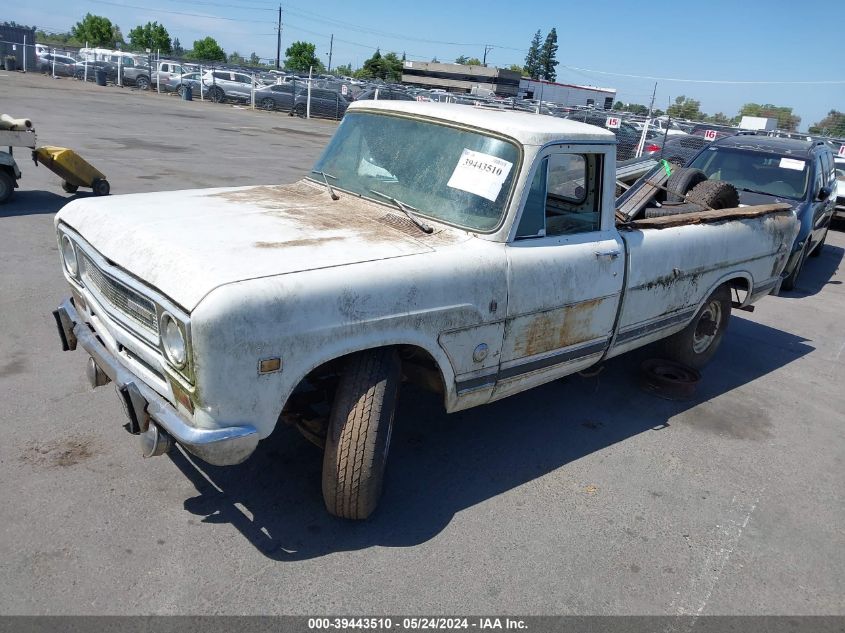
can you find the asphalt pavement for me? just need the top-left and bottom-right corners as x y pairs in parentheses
(0, 71), (843, 616)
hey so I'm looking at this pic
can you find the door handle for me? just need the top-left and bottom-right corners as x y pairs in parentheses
(595, 250), (620, 260)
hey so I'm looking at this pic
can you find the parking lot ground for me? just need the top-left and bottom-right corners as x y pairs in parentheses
(0, 71), (843, 616)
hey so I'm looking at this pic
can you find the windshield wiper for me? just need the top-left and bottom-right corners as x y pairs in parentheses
(369, 189), (434, 234)
(737, 186), (796, 199)
(311, 170), (339, 200)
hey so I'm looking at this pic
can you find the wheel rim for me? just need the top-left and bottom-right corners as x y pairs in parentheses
(692, 300), (722, 354)
(261, 99), (274, 109)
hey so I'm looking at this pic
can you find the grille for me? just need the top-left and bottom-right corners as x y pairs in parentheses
(79, 252), (158, 335)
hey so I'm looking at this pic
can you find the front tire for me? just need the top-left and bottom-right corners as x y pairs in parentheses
(92, 179), (110, 196)
(0, 170), (14, 203)
(658, 286), (731, 370)
(135, 75), (150, 90)
(781, 243), (808, 291)
(61, 180), (79, 194)
(322, 348), (401, 520)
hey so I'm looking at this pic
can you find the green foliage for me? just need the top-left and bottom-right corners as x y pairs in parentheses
(739, 103), (800, 131)
(172, 38), (183, 56)
(186, 36), (226, 61)
(249, 52), (260, 66)
(127, 21), (171, 54)
(538, 28), (558, 81)
(334, 63), (353, 77)
(284, 40), (322, 72)
(360, 49), (402, 81)
(71, 13), (119, 47)
(808, 110), (845, 137)
(666, 95), (704, 120)
(523, 29), (542, 79)
(613, 101), (624, 110)
(706, 112), (731, 125)
(506, 64), (524, 74)
(35, 30), (83, 47)
(228, 51), (245, 65)
(455, 55), (482, 66)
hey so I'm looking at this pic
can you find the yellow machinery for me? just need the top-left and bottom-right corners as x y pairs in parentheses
(33, 146), (110, 196)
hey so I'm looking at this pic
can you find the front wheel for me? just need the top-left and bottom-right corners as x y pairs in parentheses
(781, 243), (808, 291)
(810, 228), (827, 258)
(322, 348), (401, 520)
(658, 286), (731, 370)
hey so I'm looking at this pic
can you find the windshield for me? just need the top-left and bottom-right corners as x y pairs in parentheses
(311, 112), (520, 231)
(688, 147), (809, 200)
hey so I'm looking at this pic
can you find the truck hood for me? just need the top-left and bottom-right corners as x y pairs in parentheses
(56, 179), (442, 310)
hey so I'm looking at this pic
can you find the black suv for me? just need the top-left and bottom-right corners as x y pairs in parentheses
(687, 136), (837, 290)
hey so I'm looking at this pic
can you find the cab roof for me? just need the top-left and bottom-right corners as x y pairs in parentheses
(347, 100), (616, 147)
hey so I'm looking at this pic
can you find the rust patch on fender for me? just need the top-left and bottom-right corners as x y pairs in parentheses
(517, 297), (606, 357)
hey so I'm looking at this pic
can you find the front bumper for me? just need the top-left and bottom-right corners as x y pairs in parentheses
(53, 297), (259, 466)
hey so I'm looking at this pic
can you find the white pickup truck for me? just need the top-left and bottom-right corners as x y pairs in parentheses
(53, 101), (798, 519)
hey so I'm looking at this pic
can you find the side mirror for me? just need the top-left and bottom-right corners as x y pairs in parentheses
(818, 186), (831, 201)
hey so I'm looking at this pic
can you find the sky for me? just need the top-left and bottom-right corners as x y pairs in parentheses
(12, 0), (844, 130)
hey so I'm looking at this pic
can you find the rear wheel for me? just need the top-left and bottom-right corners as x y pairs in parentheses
(260, 97), (275, 110)
(61, 180), (79, 194)
(135, 75), (150, 90)
(322, 348), (401, 520)
(0, 170), (14, 204)
(92, 179), (110, 196)
(294, 102), (306, 117)
(208, 87), (225, 103)
(658, 286), (731, 370)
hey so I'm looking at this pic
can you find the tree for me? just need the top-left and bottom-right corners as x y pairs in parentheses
(284, 40), (321, 72)
(361, 48), (382, 78)
(706, 112), (731, 125)
(738, 103), (800, 131)
(613, 100), (624, 110)
(465, 57), (482, 65)
(334, 63), (353, 77)
(71, 13), (118, 47)
(228, 51), (245, 65)
(187, 36), (226, 61)
(538, 27), (559, 81)
(172, 38), (183, 56)
(360, 49), (402, 81)
(455, 55), (469, 64)
(506, 64), (524, 74)
(523, 29), (542, 79)
(128, 21), (171, 53)
(249, 52), (260, 66)
(808, 110), (845, 137)
(667, 95), (704, 120)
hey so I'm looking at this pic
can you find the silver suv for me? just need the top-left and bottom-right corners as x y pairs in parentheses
(205, 70), (256, 103)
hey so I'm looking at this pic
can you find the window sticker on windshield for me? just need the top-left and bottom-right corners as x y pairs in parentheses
(447, 149), (513, 201)
(779, 157), (805, 171)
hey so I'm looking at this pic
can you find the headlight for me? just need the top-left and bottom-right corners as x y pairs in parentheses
(160, 312), (187, 368)
(61, 234), (79, 277)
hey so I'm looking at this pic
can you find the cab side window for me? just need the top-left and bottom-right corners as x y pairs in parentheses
(516, 153), (603, 238)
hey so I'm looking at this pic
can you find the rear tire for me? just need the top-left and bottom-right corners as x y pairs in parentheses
(0, 170), (14, 204)
(136, 75), (150, 90)
(666, 167), (708, 202)
(209, 87), (225, 103)
(322, 348), (401, 520)
(658, 286), (731, 370)
(260, 97), (275, 110)
(92, 179), (110, 196)
(294, 103), (306, 117)
(61, 180), (79, 194)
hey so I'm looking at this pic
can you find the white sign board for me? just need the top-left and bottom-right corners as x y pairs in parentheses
(447, 148), (513, 202)
(779, 158), (805, 171)
(341, 84), (348, 96)
(605, 117), (621, 129)
(704, 129), (718, 141)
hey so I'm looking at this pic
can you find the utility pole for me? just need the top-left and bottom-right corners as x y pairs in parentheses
(327, 33), (333, 72)
(275, 5), (282, 70)
(647, 81), (657, 116)
(482, 44), (493, 67)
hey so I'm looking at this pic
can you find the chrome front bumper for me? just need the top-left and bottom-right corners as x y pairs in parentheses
(53, 297), (259, 466)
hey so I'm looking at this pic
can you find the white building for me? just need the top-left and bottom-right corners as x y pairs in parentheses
(519, 78), (616, 110)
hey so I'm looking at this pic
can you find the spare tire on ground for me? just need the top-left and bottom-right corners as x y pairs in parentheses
(644, 180), (739, 219)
